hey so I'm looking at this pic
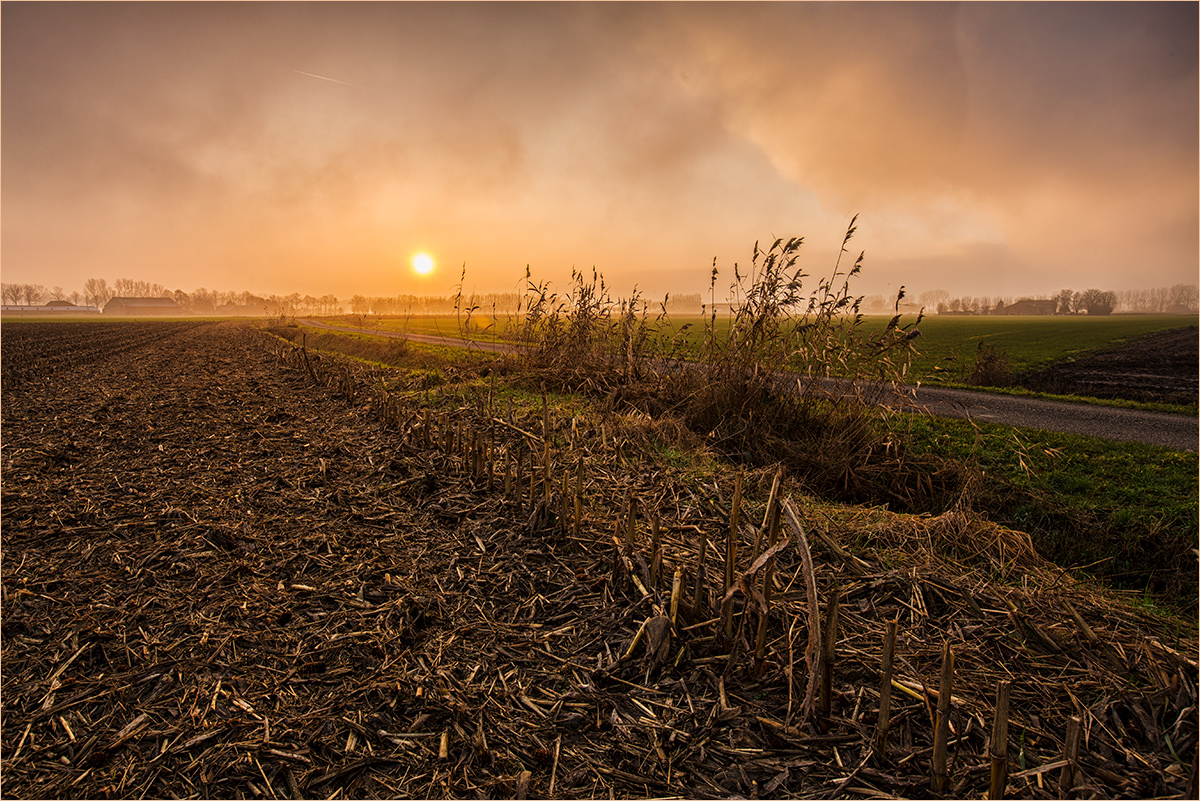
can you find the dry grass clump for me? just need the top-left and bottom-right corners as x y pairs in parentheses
(968, 340), (1015, 387)
(602, 408), (709, 459)
(677, 220), (922, 471)
(925, 510), (1044, 575)
(508, 267), (669, 387)
(505, 219), (949, 514)
(842, 506), (1049, 582)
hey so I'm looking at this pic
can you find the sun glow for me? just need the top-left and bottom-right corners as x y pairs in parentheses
(412, 252), (435, 276)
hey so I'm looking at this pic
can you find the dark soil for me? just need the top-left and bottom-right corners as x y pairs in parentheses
(2, 321), (1195, 799)
(1021, 325), (1198, 405)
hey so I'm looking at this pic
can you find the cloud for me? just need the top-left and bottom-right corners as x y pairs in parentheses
(634, 3), (1197, 196)
(649, 4), (1195, 286)
(2, 3), (1195, 299)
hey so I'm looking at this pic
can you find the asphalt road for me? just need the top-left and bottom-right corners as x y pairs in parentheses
(300, 319), (1199, 452)
(898, 385), (1197, 452)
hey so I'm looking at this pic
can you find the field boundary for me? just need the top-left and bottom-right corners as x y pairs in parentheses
(298, 319), (1198, 452)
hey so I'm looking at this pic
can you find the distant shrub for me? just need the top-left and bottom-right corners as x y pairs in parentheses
(968, 341), (1013, 387)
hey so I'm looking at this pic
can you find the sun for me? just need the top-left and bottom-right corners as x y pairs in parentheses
(411, 252), (435, 276)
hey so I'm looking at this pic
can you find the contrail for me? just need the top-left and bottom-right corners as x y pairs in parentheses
(294, 70), (357, 88)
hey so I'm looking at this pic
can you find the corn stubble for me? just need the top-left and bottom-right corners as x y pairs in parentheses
(282, 326), (1194, 799)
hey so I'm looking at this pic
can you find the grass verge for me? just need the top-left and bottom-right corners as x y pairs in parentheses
(901, 413), (1198, 614)
(264, 323), (497, 379)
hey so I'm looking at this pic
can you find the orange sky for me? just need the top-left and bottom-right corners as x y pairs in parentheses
(3, 2), (1196, 303)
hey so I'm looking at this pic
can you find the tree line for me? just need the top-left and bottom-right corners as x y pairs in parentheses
(347, 291), (706, 316)
(7, 274), (1192, 318)
(3, 277), (707, 318)
(1, 279), (340, 316)
(917, 284), (1198, 315)
(348, 292), (524, 316)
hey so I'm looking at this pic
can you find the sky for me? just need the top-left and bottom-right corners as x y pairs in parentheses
(3, 2), (1197, 304)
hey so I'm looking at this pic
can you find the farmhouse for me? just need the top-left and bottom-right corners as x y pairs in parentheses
(104, 297), (181, 316)
(1164, 303), (1197, 315)
(994, 298), (1057, 315)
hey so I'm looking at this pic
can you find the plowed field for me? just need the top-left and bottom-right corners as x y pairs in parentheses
(2, 321), (1195, 799)
(1022, 325), (1198, 404)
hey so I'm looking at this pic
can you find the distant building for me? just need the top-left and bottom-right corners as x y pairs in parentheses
(1, 303), (100, 315)
(104, 297), (182, 316)
(994, 298), (1057, 315)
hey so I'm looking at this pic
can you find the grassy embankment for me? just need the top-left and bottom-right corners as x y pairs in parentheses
(265, 322), (496, 388)
(280, 256), (1197, 615)
(899, 414), (1197, 612)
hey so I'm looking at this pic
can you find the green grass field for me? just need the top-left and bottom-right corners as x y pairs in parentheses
(899, 314), (1197, 383)
(653, 312), (1195, 381)
(318, 311), (1195, 383)
(321, 313), (512, 342)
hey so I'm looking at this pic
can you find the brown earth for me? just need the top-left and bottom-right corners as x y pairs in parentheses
(1021, 326), (1198, 405)
(1, 321), (1196, 799)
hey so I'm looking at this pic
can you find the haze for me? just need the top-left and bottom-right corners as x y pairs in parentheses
(3, 2), (1197, 303)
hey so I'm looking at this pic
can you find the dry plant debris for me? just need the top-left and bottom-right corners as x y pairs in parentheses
(2, 321), (1196, 799)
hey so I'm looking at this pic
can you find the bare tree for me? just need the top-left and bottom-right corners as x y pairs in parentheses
(1168, 283), (1199, 312)
(918, 288), (950, 309)
(1077, 288), (1116, 315)
(190, 288), (216, 314)
(20, 284), (46, 305)
(83, 278), (112, 307)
